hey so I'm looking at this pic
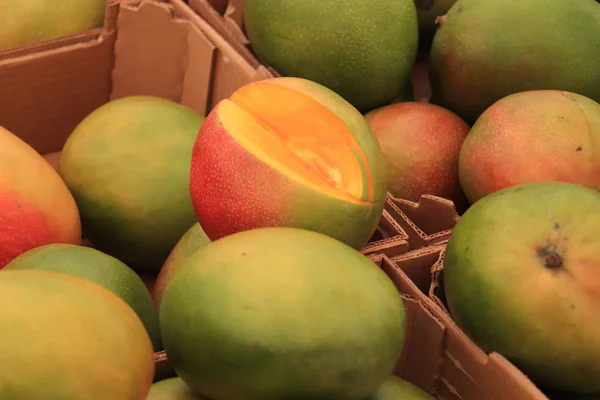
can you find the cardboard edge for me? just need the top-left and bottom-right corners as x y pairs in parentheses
(428, 248), (451, 314)
(187, 0), (261, 67)
(361, 236), (410, 259)
(171, 0), (272, 79)
(153, 350), (176, 381)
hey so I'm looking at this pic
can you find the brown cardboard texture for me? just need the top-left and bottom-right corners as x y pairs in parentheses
(371, 254), (549, 400)
(385, 193), (460, 251)
(360, 209), (410, 259)
(429, 247), (451, 313)
(0, 0), (274, 382)
(391, 244), (446, 298)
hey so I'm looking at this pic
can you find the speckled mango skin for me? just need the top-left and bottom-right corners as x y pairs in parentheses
(153, 223), (211, 310)
(190, 77), (387, 250)
(0, 126), (82, 269)
(243, 0), (418, 113)
(365, 102), (469, 207)
(159, 227), (407, 400)
(57, 96), (205, 272)
(459, 90), (600, 204)
(443, 182), (600, 393)
(0, 269), (155, 399)
(4, 243), (162, 352)
(429, 0), (600, 124)
(0, 0), (106, 51)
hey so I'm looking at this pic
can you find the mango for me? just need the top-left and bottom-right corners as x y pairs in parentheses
(444, 181), (600, 393)
(459, 90), (600, 204)
(147, 377), (203, 400)
(0, 126), (81, 269)
(58, 96), (205, 271)
(0, 269), (155, 399)
(243, 0), (419, 112)
(153, 223), (211, 310)
(371, 375), (436, 399)
(429, 0), (600, 124)
(4, 243), (162, 351)
(189, 77), (387, 250)
(159, 227), (406, 400)
(365, 102), (469, 207)
(0, 0), (107, 51)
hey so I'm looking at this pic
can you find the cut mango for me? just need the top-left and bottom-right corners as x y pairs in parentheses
(220, 82), (372, 204)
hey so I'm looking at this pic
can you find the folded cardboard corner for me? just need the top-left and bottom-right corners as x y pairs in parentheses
(361, 209), (410, 259)
(384, 194), (460, 251)
(370, 254), (549, 400)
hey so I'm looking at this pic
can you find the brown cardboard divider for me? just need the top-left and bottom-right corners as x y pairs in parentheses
(384, 193), (460, 251)
(429, 248), (451, 313)
(391, 244), (445, 297)
(361, 209), (410, 259)
(372, 254), (550, 400)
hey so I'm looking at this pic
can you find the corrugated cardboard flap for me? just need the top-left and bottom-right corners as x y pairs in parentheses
(385, 194), (460, 250)
(392, 244), (445, 297)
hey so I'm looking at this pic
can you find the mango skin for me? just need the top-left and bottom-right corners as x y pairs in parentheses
(444, 182), (600, 393)
(0, 269), (155, 399)
(159, 227), (407, 400)
(0, 126), (81, 269)
(58, 96), (205, 271)
(4, 243), (162, 351)
(0, 0), (106, 51)
(429, 0), (600, 124)
(365, 102), (469, 207)
(244, 0), (418, 112)
(370, 375), (436, 400)
(152, 223), (211, 310)
(458, 90), (600, 204)
(147, 377), (203, 400)
(190, 77), (387, 250)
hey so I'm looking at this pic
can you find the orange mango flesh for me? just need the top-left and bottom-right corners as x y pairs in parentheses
(220, 82), (372, 204)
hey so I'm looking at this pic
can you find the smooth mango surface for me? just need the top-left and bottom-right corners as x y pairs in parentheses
(0, 269), (155, 399)
(160, 227), (406, 400)
(58, 96), (205, 271)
